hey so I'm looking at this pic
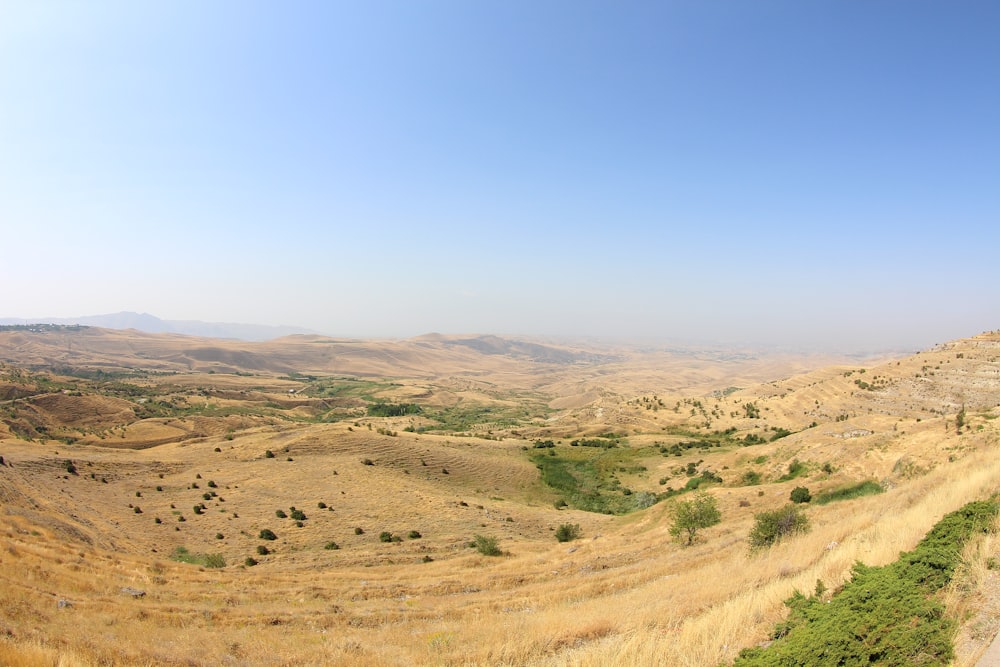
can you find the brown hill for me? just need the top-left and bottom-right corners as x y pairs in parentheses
(0, 328), (998, 665)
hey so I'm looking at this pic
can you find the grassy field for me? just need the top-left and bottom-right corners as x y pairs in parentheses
(1, 328), (999, 665)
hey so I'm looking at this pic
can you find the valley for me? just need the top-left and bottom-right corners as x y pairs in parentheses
(1, 326), (999, 666)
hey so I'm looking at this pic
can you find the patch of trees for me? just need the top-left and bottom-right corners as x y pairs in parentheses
(366, 402), (421, 417)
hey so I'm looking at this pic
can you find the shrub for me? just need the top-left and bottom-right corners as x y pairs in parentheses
(259, 529), (277, 540)
(555, 523), (581, 542)
(734, 499), (999, 666)
(324, 541), (340, 550)
(379, 531), (394, 543)
(203, 553), (226, 569)
(207, 480), (217, 488)
(264, 450), (275, 459)
(354, 527), (364, 535)
(256, 545), (270, 555)
(275, 509), (287, 518)
(407, 530), (422, 539)
(472, 534), (502, 556)
(361, 458), (374, 466)
(749, 505), (809, 551)
(318, 502), (327, 509)
(215, 532), (224, 540)
(554, 499), (568, 509)
(244, 557), (258, 567)
(669, 491), (721, 545)
(790, 486), (812, 503)
(289, 509), (307, 521)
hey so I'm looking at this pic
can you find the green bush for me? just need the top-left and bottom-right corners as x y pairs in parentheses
(290, 508), (307, 521)
(275, 509), (287, 518)
(407, 530), (422, 539)
(790, 486), (811, 504)
(749, 505), (809, 551)
(472, 534), (502, 556)
(324, 541), (340, 550)
(257, 545), (270, 555)
(734, 500), (999, 666)
(379, 531), (394, 543)
(244, 556), (258, 567)
(259, 529), (277, 540)
(555, 523), (581, 542)
(203, 553), (226, 569)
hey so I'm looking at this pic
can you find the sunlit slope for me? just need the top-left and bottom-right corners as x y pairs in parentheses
(0, 330), (997, 665)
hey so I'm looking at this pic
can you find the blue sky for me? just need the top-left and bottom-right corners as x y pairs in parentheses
(1, 1), (997, 350)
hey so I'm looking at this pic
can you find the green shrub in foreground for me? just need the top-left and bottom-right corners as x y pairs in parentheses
(733, 499), (999, 667)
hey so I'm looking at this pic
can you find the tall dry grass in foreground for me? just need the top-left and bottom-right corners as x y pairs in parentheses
(2, 432), (999, 666)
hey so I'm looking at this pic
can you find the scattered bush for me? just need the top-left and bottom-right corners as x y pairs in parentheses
(275, 509), (287, 518)
(407, 530), (422, 539)
(361, 458), (374, 466)
(749, 505), (809, 551)
(290, 509), (307, 521)
(259, 529), (277, 540)
(555, 523), (581, 543)
(472, 534), (503, 556)
(379, 531), (394, 543)
(256, 545), (269, 555)
(215, 532), (224, 540)
(244, 557), (258, 567)
(203, 554), (226, 569)
(790, 486), (812, 503)
(324, 541), (340, 550)
(354, 527), (364, 535)
(264, 450), (275, 459)
(318, 501), (327, 509)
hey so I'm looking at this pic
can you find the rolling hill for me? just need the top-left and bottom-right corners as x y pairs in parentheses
(0, 326), (998, 665)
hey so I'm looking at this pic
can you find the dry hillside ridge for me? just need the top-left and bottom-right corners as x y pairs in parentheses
(0, 327), (999, 666)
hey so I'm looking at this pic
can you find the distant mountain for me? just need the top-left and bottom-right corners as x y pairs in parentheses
(0, 312), (314, 342)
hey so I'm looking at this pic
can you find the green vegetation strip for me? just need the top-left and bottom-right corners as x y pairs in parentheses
(813, 480), (884, 505)
(732, 499), (999, 667)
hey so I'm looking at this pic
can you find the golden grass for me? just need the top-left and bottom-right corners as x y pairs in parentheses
(1, 330), (999, 665)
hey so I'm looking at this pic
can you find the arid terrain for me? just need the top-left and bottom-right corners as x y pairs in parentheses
(2, 325), (1000, 666)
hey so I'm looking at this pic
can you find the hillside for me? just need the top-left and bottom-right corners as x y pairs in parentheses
(0, 328), (999, 665)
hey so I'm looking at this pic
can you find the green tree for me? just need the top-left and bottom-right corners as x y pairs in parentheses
(669, 491), (721, 545)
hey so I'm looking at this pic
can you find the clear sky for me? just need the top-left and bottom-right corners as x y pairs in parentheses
(2, 1), (997, 351)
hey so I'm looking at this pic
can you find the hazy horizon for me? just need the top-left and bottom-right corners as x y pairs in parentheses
(2, 3), (997, 352)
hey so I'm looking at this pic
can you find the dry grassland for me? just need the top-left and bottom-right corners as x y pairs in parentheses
(0, 328), (999, 665)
